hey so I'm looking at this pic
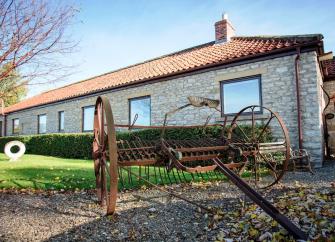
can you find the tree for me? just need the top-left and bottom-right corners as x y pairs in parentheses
(0, 65), (26, 106)
(0, 0), (78, 100)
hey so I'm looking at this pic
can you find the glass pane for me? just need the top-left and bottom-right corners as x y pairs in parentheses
(39, 115), (47, 133)
(223, 78), (260, 114)
(83, 106), (94, 131)
(59, 112), (64, 131)
(130, 97), (151, 126)
(13, 119), (20, 133)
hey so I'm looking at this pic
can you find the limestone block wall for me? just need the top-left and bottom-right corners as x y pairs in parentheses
(323, 78), (335, 154)
(4, 51), (325, 166)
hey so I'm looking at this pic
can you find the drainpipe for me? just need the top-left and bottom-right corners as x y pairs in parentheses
(295, 47), (303, 150)
(0, 98), (4, 137)
(3, 114), (6, 137)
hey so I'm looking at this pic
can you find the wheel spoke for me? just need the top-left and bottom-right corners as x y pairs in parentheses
(258, 152), (277, 172)
(233, 122), (251, 142)
(229, 105), (289, 189)
(251, 106), (255, 141)
(257, 114), (274, 141)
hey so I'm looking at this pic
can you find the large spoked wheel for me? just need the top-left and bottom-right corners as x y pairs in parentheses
(92, 96), (118, 215)
(227, 105), (290, 189)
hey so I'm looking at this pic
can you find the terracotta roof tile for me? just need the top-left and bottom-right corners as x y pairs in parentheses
(5, 34), (323, 113)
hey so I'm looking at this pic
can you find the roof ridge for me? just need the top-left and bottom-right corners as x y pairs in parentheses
(232, 34), (323, 41)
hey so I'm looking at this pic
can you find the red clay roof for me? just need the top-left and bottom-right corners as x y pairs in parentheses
(323, 58), (335, 80)
(5, 34), (323, 113)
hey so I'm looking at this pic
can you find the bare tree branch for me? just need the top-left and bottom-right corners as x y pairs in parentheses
(0, 0), (78, 100)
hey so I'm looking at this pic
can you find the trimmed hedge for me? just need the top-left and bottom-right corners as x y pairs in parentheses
(0, 133), (94, 159)
(0, 125), (271, 159)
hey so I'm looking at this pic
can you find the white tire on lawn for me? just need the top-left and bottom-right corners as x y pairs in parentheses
(4, 140), (26, 161)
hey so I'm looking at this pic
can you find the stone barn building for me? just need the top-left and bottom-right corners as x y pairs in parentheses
(1, 15), (334, 167)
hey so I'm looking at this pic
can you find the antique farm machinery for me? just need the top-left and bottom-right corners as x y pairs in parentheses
(92, 96), (307, 240)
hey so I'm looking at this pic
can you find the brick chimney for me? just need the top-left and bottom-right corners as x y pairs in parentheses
(215, 13), (235, 43)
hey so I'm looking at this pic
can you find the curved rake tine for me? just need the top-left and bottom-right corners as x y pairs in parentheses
(138, 166), (142, 186)
(204, 169), (211, 180)
(120, 166), (212, 213)
(210, 170), (218, 180)
(175, 169), (185, 183)
(163, 166), (173, 185)
(175, 169), (183, 182)
(171, 169), (179, 183)
(128, 167), (134, 187)
(153, 165), (159, 184)
(190, 172), (196, 181)
(212, 169), (220, 180)
(118, 167), (124, 190)
(197, 171), (204, 181)
(145, 165), (150, 182)
(181, 170), (189, 182)
(158, 165), (165, 185)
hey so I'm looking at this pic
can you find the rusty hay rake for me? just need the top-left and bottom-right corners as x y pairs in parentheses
(92, 96), (307, 240)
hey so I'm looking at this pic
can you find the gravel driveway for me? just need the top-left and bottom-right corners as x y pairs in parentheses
(0, 162), (334, 241)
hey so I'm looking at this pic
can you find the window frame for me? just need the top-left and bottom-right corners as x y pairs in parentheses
(82, 105), (95, 132)
(58, 111), (65, 132)
(220, 75), (262, 116)
(128, 95), (151, 126)
(12, 118), (20, 134)
(37, 114), (47, 134)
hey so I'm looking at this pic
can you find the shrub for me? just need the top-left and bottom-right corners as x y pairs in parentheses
(0, 125), (271, 159)
(0, 133), (94, 159)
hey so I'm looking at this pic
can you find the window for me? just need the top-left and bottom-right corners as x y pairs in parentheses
(59, 111), (64, 132)
(12, 118), (20, 134)
(129, 96), (151, 126)
(38, 114), (47, 134)
(221, 76), (262, 115)
(82, 106), (95, 132)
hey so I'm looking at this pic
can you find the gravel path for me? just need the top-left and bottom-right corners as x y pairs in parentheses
(0, 162), (334, 241)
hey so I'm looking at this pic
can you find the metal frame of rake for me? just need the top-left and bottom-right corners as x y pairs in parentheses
(92, 96), (307, 240)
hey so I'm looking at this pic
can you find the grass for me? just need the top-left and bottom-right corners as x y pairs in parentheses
(0, 153), (228, 190)
(0, 153), (95, 190)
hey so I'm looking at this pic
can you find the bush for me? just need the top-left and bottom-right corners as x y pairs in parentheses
(0, 133), (94, 159)
(0, 125), (271, 159)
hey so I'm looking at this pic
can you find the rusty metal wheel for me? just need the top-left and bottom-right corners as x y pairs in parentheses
(93, 96), (118, 215)
(227, 105), (290, 189)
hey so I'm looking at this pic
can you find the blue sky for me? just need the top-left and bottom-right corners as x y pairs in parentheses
(28, 0), (335, 97)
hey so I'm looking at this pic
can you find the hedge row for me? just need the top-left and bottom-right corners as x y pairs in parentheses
(0, 133), (94, 159)
(0, 125), (271, 159)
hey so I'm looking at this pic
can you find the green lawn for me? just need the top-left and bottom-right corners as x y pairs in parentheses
(0, 154), (95, 190)
(0, 153), (228, 190)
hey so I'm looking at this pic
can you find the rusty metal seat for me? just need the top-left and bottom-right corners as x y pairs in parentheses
(290, 148), (314, 174)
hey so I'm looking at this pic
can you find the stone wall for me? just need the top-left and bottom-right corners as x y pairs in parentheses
(323, 78), (335, 154)
(4, 51), (325, 166)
